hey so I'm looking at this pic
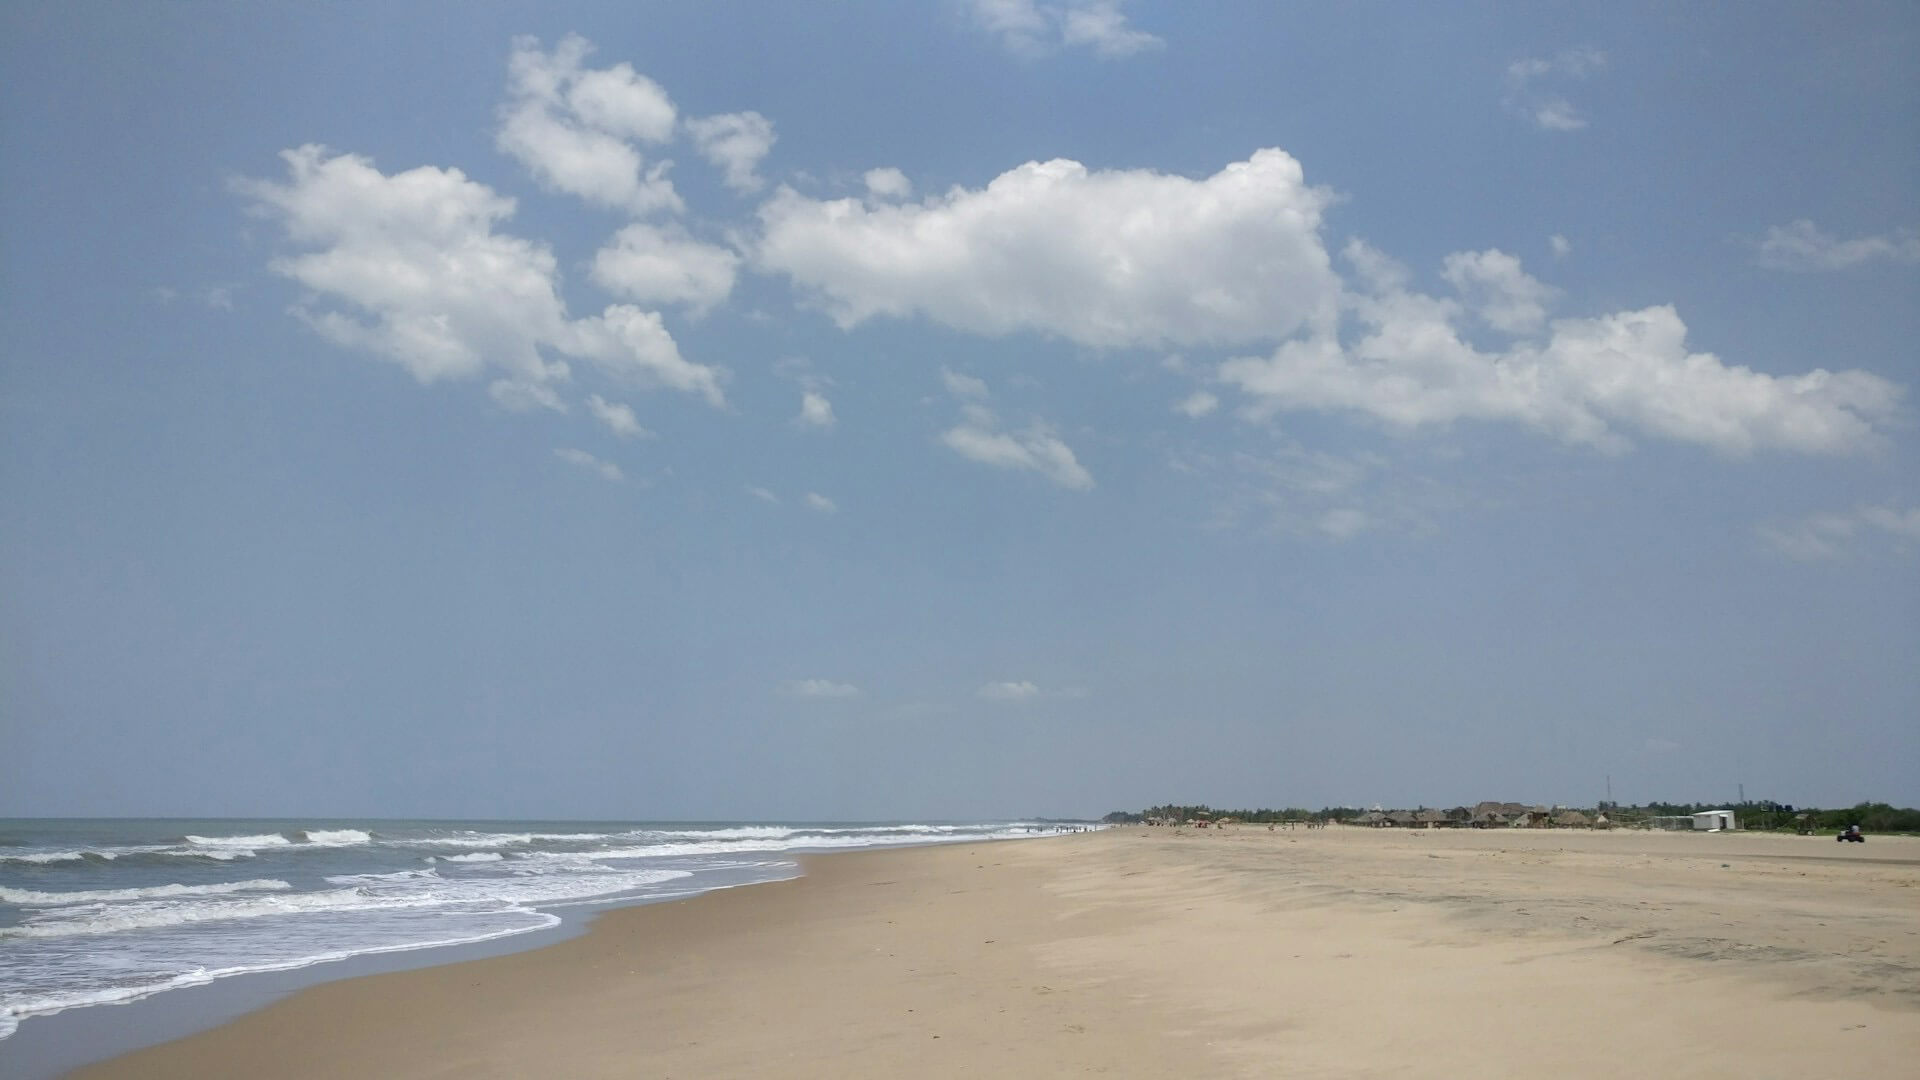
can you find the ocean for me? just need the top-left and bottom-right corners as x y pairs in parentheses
(0, 817), (1059, 1042)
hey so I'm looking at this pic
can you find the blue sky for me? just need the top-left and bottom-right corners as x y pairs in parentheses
(3, 2), (1915, 819)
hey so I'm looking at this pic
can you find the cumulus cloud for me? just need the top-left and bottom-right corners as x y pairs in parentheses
(554, 447), (623, 482)
(1216, 240), (1902, 457)
(586, 394), (651, 438)
(563, 304), (726, 405)
(796, 390), (836, 429)
(1549, 234), (1573, 259)
(1503, 47), (1605, 131)
(746, 485), (780, 504)
(686, 111), (776, 194)
(236, 146), (725, 410)
(498, 35), (681, 215)
(977, 680), (1041, 701)
(804, 491), (837, 513)
(785, 678), (860, 698)
(1756, 220), (1920, 272)
(590, 223), (740, 315)
(757, 148), (1340, 350)
(863, 167), (912, 200)
(1441, 249), (1559, 334)
(968, 0), (1161, 59)
(1759, 503), (1920, 560)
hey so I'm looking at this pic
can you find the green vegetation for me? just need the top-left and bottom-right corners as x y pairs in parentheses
(1103, 804), (1362, 824)
(1103, 799), (1920, 832)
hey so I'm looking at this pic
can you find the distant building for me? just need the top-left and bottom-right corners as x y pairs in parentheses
(1691, 810), (1737, 831)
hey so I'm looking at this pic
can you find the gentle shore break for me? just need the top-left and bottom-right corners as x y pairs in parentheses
(76, 827), (1919, 1079)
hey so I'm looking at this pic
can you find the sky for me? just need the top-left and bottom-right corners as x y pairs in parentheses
(2, 2), (1915, 820)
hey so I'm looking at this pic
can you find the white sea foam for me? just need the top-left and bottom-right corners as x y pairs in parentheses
(324, 869), (439, 886)
(2, 868), (696, 941)
(300, 829), (373, 846)
(0, 911), (567, 1038)
(2, 842), (260, 865)
(2, 850), (107, 865)
(0, 819), (1051, 1042)
(185, 833), (291, 849)
(0, 879), (293, 906)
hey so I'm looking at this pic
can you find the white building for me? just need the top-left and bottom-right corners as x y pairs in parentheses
(1691, 810), (1737, 831)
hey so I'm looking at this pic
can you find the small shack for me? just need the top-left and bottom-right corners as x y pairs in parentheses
(1691, 810), (1737, 832)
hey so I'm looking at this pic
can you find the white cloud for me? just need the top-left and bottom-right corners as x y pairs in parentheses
(490, 380), (567, 413)
(941, 400), (1094, 490)
(968, 0), (1161, 59)
(1175, 390), (1219, 417)
(1504, 47), (1605, 131)
(1059, 0), (1164, 58)
(554, 447), (623, 482)
(863, 167), (912, 200)
(1440, 249), (1558, 335)
(804, 491), (837, 513)
(237, 146), (572, 390)
(757, 148), (1340, 350)
(586, 393), (651, 438)
(1317, 507), (1370, 539)
(563, 305), (725, 405)
(238, 146), (727, 413)
(746, 485), (781, 504)
(785, 678), (860, 698)
(497, 35), (681, 215)
(590, 223), (740, 315)
(1549, 234), (1573, 259)
(1217, 240), (1902, 457)
(1759, 503), (1920, 561)
(941, 368), (990, 400)
(978, 680), (1040, 701)
(1531, 99), (1586, 132)
(796, 389), (836, 429)
(1756, 220), (1920, 272)
(686, 111), (776, 194)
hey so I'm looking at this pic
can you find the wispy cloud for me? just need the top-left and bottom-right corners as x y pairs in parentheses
(553, 447), (624, 482)
(784, 678), (861, 698)
(967, 0), (1162, 60)
(586, 394), (652, 439)
(1759, 504), (1920, 561)
(1503, 47), (1605, 131)
(1756, 220), (1920, 272)
(977, 680), (1041, 701)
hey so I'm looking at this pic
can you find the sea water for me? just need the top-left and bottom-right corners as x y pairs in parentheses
(0, 817), (1056, 1040)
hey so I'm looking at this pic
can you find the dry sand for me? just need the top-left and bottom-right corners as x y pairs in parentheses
(75, 826), (1919, 1078)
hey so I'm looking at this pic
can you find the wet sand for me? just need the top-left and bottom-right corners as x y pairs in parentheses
(74, 826), (1920, 1078)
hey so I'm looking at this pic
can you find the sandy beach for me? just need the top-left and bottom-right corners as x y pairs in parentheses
(73, 826), (1919, 1078)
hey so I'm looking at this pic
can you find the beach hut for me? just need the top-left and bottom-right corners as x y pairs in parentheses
(1413, 809), (1453, 829)
(1690, 810), (1737, 832)
(1551, 810), (1592, 829)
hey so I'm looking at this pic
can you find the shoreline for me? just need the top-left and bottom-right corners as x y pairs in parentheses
(50, 826), (1920, 1078)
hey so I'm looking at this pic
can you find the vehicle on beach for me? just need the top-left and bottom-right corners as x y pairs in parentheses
(1837, 825), (1865, 842)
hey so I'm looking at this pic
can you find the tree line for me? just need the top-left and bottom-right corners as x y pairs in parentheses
(1103, 799), (1920, 832)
